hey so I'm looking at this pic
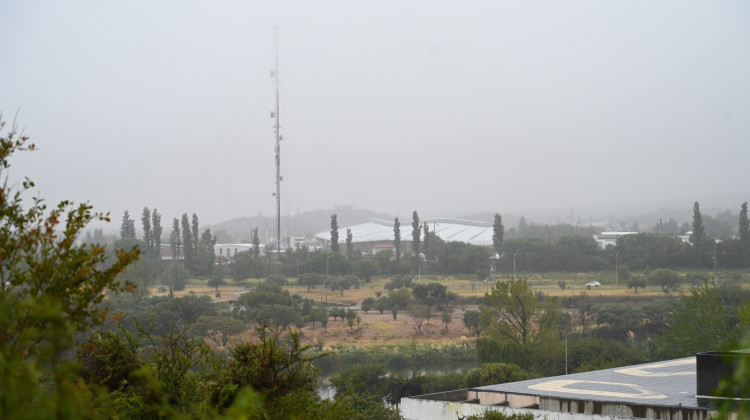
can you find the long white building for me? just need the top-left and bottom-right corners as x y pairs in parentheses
(314, 218), (495, 254)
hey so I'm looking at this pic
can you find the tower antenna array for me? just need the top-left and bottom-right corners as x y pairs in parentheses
(272, 27), (282, 259)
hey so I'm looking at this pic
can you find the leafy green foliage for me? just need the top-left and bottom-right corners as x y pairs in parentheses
(0, 119), (139, 417)
(436, 241), (492, 275)
(384, 274), (413, 290)
(411, 210), (421, 257)
(740, 202), (749, 248)
(648, 268), (681, 293)
(215, 324), (321, 417)
(298, 272), (322, 291)
(413, 282), (455, 310)
(192, 315), (246, 347)
(120, 210), (136, 238)
(627, 276), (647, 293)
(324, 275), (358, 296)
(310, 251), (352, 275)
(465, 363), (530, 387)
(354, 258), (379, 282)
(237, 283), (292, 307)
(393, 217), (401, 263)
(407, 303), (430, 334)
(330, 214), (339, 252)
(566, 337), (645, 373)
(196, 227), (217, 277)
(441, 307), (452, 331)
(591, 304), (643, 340)
(318, 390), (401, 420)
(463, 309), (483, 342)
(492, 213), (504, 257)
(346, 227), (355, 260)
(661, 284), (742, 357)
(265, 274), (286, 286)
(388, 288), (412, 310)
(481, 278), (560, 346)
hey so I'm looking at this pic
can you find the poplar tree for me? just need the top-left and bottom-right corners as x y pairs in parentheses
(141, 207), (152, 252)
(393, 217), (401, 263)
(191, 213), (200, 261)
(170, 218), (181, 261)
(411, 211), (422, 257)
(152, 209), (162, 256)
(740, 202), (749, 248)
(346, 228), (354, 260)
(181, 213), (194, 272)
(493, 213), (504, 258)
(252, 227), (260, 259)
(423, 222), (430, 259)
(690, 202), (708, 248)
(197, 228), (216, 276)
(330, 214), (339, 252)
(120, 210), (136, 239)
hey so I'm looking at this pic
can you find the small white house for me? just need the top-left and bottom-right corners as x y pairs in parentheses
(592, 232), (637, 249)
(214, 243), (255, 259)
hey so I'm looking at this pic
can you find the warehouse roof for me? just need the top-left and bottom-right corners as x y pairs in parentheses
(314, 218), (494, 246)
(472, 357), (699, 409)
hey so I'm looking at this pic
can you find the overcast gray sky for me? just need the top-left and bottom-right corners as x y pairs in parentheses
(2, 1), (749, 227)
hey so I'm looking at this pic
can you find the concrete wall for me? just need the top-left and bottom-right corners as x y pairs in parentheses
(400, 396), (493, 420)
(401, 397), (713, 420)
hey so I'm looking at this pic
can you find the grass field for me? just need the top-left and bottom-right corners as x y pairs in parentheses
(157, 270), (749, 348)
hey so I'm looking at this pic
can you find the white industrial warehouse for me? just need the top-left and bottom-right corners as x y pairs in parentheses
(314, 218), (495, 254)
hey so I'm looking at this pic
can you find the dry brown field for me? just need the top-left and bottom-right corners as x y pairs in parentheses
(154, 271), (705, 348)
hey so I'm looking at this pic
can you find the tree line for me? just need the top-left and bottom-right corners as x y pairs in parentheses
(1, 121), (400, 419)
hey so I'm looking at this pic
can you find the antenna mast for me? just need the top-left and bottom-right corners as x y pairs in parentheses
(272, 26), (282, 259)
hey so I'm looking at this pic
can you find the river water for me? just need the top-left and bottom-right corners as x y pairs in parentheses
(316, 360), (477, 399)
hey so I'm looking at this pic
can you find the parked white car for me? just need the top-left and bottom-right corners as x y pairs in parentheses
(585, 281), (601, 289)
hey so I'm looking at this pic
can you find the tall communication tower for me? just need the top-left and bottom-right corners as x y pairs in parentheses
(271, 27), (282, 259)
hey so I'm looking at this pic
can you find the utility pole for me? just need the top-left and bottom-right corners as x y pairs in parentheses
(271, 26), (282, 260)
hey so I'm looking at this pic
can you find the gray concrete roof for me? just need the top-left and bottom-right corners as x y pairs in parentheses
(471, 357), (701, 409)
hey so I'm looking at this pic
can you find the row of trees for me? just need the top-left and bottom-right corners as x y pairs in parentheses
(323, 204), (750, 282)
(113, 207), (223, 296)
(1, 121), (400, 418)
(461, 276), (750, 378)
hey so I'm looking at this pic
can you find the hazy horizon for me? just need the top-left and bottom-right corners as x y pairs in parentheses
(2, 1), (748, 227)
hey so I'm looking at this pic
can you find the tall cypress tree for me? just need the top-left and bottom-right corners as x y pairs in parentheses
(346, 228), (354, 260)
(423, 222), (430, 259)
(330, 214), (339, 252)
(181, 213), (194, 272)
(191, 214), (200, 262)
(393, 217), (401, 263)
(252, 227), (260, 259)
(740, 202), (749, 248)
(197, 228), (216, 276)
(492, 213), (504, 258)
(152, 209), (162, 256)
(170, 218), (181, 261)
(690, 202), (707, 248)
(120, 211), (136, 239)
(141, 207), (152, 252)
(411, 211), (422, 257)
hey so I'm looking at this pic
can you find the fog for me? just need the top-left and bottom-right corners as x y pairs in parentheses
(2, 1), (748, 227)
